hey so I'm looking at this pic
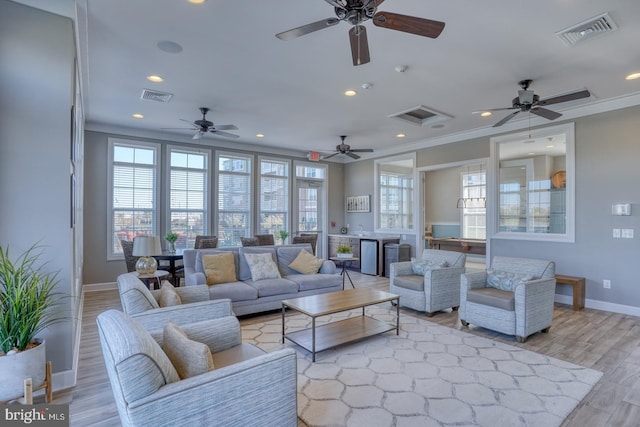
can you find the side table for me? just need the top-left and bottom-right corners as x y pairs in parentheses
(329, 257), (359, 289)
(136, 270), (170, 290)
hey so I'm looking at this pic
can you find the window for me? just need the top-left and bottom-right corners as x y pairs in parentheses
(217, 153), (252, 247)
(168, 148), (209, 249)
(375, 155), (415, 232)
(108, 139), (159, 258)
(461, 169), (486, 239)
(259, 158), (289, 237)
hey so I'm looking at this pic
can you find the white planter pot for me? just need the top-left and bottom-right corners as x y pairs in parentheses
(337, 253), (353, 259)
(0, 339), (46, 402)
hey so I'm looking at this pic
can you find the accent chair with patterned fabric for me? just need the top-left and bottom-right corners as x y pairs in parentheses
(194, 235), (218, 249)
(292, 235), (317, 255)
(240, 237), (260, 247)
(254, 234), (275, 246)
(96, 309), (298, 427)
(389, 249), (466, 317)
(459, 256), (556, 343)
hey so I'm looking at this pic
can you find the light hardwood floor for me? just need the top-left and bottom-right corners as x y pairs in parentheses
(70, 272), (640, 426)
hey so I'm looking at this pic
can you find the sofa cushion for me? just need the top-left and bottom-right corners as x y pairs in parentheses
(207, 281), (258, 302)
(238, 247), (278, 281)
(244, 277), (298, 297)
(486, 270), (533, 292)
(411, 258), (449, 275)
(163, 321), (215, 379)
(203, 252), (237, 285)
(244, 252), (281, 281)
(159, 281), (181, 307)
(288, 249), (323, 274)
(467, 287), (515, 311)
(393, 274), (425, 292)
(118, 274), (160, 315)
(286, 273), (342, 291)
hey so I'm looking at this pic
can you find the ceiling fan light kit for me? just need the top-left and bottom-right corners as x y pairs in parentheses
(276, 0), (445, 66)
(162, 107), (239, 140)
(322, 135), (374, 160)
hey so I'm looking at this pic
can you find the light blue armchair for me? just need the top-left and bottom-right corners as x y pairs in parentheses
(459, 256), (556, 342)
(97, 309), (297, 427)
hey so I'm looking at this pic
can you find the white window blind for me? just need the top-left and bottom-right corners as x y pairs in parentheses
(379, 172), (413, 230)
(217, 153), (252, 247)
(259, 158), (289, 238)
(109, 140), (159, 257)
(169, 149), (208, 249)
(461, 171), (486, 239)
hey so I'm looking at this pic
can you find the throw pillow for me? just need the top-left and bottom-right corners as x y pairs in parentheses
(159, 281), (182, 307)
(163, 321), (214, 379)
(244, 252), (281, 281)
(288, 249), (323, 274)
(411, 258), (449, 275)
(486, 270), (534, 292)
(203, 252), (237, 285)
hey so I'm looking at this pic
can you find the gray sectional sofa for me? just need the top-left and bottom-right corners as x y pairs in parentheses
(183, 243), (342, 315)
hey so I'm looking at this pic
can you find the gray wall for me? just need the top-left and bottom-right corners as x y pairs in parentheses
(0, 0), (74, 371)
(345, 105), (640, 311)
(426, 167), (461, 225)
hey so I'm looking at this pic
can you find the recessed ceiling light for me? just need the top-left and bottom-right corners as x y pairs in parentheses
(147, 75), (163, 83)
(132, 113), (144, 119)
(396, 133), (405, 138)
(546, 145), (555, 148)
(344, 90), (357, 97)
(256, 134), (265, 138)
(188, 0), (206, 4)
(480, 111), (492, 117)
(157, 41), (183, 54)
(626, 72), (640, 80)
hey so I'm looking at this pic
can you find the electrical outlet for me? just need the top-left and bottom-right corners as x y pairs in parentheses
(622, 229), (634, 239)
(603, 279), (611, 289)
(613, 229), (621, 238)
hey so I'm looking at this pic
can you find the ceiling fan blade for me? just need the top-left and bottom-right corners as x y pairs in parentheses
(179, 118), (195, 125)
(348, 148), (374, 153)
(324, 0), (346, 8)
(349, 25), (370, 66)
(322, 152), (340, 160)
(346, 152), (361, 159)
(210, 130), (240, 139)
(373, 12), (445, 38)
(213, 124), (238, 131)
(530, 107), (562, 121)
(472, 107), (518, 114)
(161, 127), (198, 130)
(276, 18), (340, 41)
(492, 111), (520, 127)
(537, 89), (591, 106)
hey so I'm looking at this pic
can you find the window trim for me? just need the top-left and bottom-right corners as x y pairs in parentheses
(107, 137), (161, 261)
(374, 153), (417, 234)
(257, 155), (291, 236)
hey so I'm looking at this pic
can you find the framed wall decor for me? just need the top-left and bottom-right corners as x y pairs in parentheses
(347, 195), (370, 213)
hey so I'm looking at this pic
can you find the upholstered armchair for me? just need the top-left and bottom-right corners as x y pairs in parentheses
(389, 249), (466, 317)
(117, 273), (232, 334)
(459, 256), (556, 343)
(97, 309), (297, 427)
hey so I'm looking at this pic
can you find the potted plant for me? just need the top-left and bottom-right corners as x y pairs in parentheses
(164, 232), (179, 253)
(278, 230), (289, 245)
(0, 243), (65, 402)
(337, 244), (353, 259)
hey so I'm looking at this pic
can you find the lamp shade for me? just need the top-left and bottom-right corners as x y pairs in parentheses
(132, 236), (162, 256)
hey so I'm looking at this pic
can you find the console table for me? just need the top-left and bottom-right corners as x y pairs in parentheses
(555, 274), (585, 311)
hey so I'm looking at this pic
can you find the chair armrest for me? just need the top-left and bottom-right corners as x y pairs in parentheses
(130, 299), (234, 333)
(127, 348), (297, 426)
(461, 270), (487, 290)
(176, 316), (242, 352)
(319, 260), (336, 274)
(514, 277), (557, 337)
(390, 261), (413, 279)
(426, 266), (465, 286)
(174, 285), (210, 304)
(185, 267), (207, 286)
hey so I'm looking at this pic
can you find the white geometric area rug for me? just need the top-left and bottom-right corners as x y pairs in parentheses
(242, 306), (602, 427)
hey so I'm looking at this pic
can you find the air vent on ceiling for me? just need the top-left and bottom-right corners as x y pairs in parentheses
(140, 89), (173, 103)
(388, 105), (452, 127)
(556, 12), (618, 46)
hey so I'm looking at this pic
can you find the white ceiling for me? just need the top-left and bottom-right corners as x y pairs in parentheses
(16, 0), (640, 160)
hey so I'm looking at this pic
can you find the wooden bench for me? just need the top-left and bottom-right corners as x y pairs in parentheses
(555, 274), (585, 311)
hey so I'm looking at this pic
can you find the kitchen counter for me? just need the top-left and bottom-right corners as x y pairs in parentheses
(327, 234), (401, 276)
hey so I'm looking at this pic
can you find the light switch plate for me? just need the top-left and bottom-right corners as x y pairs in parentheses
(622, 229), (634, 238)
(612, 203), (631, 216)
(613, 229), (621, 238)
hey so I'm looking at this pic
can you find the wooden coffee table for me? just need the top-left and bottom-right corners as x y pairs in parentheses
(282, 288), (400, 361)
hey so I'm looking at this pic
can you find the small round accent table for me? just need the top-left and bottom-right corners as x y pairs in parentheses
(131, 270), (170, 290)
(329, 257), (359, 289)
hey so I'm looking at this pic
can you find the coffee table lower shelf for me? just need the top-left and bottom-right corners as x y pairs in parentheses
(284, 316), (396, 360)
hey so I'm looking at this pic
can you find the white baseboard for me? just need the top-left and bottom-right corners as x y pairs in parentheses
(83, 281), (117, 292)
(555, 294), (640, 317)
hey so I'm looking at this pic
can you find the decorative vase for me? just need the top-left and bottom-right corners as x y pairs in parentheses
(0, 339), (46, 402)
(169, 242), (176, 254)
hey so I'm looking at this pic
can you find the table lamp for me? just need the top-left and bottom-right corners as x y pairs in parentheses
(132, 236), (162, 275)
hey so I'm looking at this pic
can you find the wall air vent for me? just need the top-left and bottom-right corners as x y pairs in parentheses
(140, 89), (173, 103)
(556, 12), (618, 46)
(388, 105), (452, 127)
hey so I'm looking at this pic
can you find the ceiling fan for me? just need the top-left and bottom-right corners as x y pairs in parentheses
(478, 79), (591, 128)
(164, 107), (239, 139)
(322, 135), (374, 159)
(276, 0), (445, 66)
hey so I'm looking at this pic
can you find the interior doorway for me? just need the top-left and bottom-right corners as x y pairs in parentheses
(294, 179), (325, 257)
